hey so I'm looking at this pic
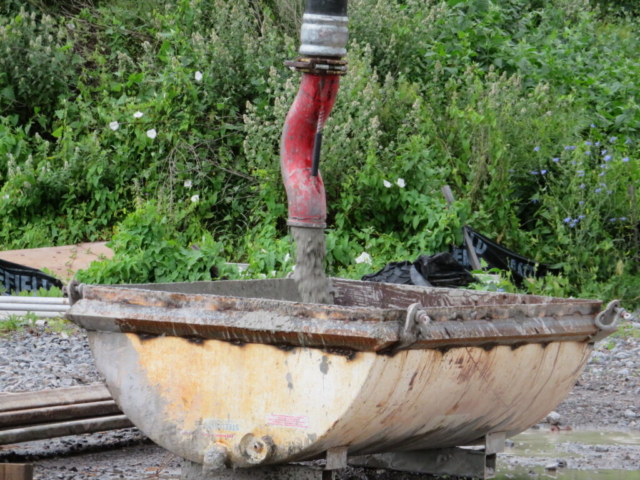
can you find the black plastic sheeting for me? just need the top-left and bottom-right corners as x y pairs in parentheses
(362, 252), (475, 288)
(0, 259), (64, 295)
(304, 0), (348, 16)
(450, 226), (560, 284)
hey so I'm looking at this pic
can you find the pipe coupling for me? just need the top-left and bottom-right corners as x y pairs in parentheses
(299, 14), (348, 58)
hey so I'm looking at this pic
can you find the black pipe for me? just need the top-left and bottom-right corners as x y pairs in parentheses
(311, 131), (323, 177)
(304, 0), (347, 16)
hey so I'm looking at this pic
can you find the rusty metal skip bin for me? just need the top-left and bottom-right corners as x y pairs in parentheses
(65, 1), (623, 477)
(65, 278), (622, 478)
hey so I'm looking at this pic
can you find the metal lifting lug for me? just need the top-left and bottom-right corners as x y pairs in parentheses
(590, 299), (624, 343)
(388, 302), (432, 354)
(67, 279), (84, 306)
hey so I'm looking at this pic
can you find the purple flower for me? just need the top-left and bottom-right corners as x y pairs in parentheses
(579, 184), (586, 189)
(604, 155), (612, 161)
(600, 164), (606, 168)
(607, 190), (612, 194)
(599, 172), (605, 177)
(620, 217), (627, 221)
(610, 137), (617, 143)
(626, 138), (632, 144)
(610, 218), (616, 222)
(595, 188), (601, 193)
(585, 141), (593, 145)
(531, 171), (539, 175)
(591, 124), (596, 128)
(572, 161), (577, 165)
(552, 157), (560, 162)
(578, 215), (585, 219)
(601, 149), (607, 155)
(509, 169), (515, 172)
(596, 141), (601, 146)
(622, 157), (629, 162)
(585, 151), (591, 155)
(563, 217), (572, 223)
(532, 198), (539, 204)
(541, 169), (547, 175)
(577, 170), (585, 176)
(534, 146), (540, 152)
(579, 201), (585, 205)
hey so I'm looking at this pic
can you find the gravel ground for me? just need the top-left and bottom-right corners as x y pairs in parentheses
(1, 318), (639, 479)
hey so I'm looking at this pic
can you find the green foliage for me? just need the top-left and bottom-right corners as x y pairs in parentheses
(0, 312), (38, 335)
(1, 0), (639, 307)
(15, 286), (64, 297)
(76, 202), (238, 284)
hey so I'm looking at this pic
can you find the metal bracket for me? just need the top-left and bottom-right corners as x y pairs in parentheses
(325, 446), (348, 470)
(284, 57), (348, 75)
(590, 299), (624, 343)
(484, 431), (506, 455)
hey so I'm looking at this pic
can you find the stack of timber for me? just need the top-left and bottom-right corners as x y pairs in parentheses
(0, 297), (69, 320)
(0, 384), (132, 444)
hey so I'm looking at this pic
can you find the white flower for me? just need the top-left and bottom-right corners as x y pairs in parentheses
(2, 194), (9, 200)
(184, 179), (192, 188)
(355, 252), (372, 265)
(133, 111), (144, 118)
(194, 71), (203, 82)
(146, 128), (157, 139)
(191, 194), (200, 203)
(109, 121), (119, 131)
(284, 253), (291, 263)
(383, 180), (392, 188)
(397, 178), (406, 188)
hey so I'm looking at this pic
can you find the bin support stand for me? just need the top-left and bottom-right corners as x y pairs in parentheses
(181, 462), (335, 480)
(181, 432), (505, 480)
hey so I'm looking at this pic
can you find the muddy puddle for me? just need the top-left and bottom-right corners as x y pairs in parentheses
(497, 429), (640, 480)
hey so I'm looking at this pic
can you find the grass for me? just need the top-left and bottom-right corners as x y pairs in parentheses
(0, 313), (77, 336)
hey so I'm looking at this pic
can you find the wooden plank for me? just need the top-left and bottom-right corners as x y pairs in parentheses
(0, 464), (34, 480)
(0, 401), (121, 428)
(0, 415), (133, 445)
(0, 384), (112, 413)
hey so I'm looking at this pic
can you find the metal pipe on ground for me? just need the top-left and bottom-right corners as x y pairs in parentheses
(0, 304), (69, 312)
(0, 297), (69, 305)
(0, 311), (64, 319)
(0, 415), (133, 444)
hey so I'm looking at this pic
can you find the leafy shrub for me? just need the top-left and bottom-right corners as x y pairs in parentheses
(0, 0), (639, 308)
(76, 202), (238, 284)
(0, 9), (79, 126)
